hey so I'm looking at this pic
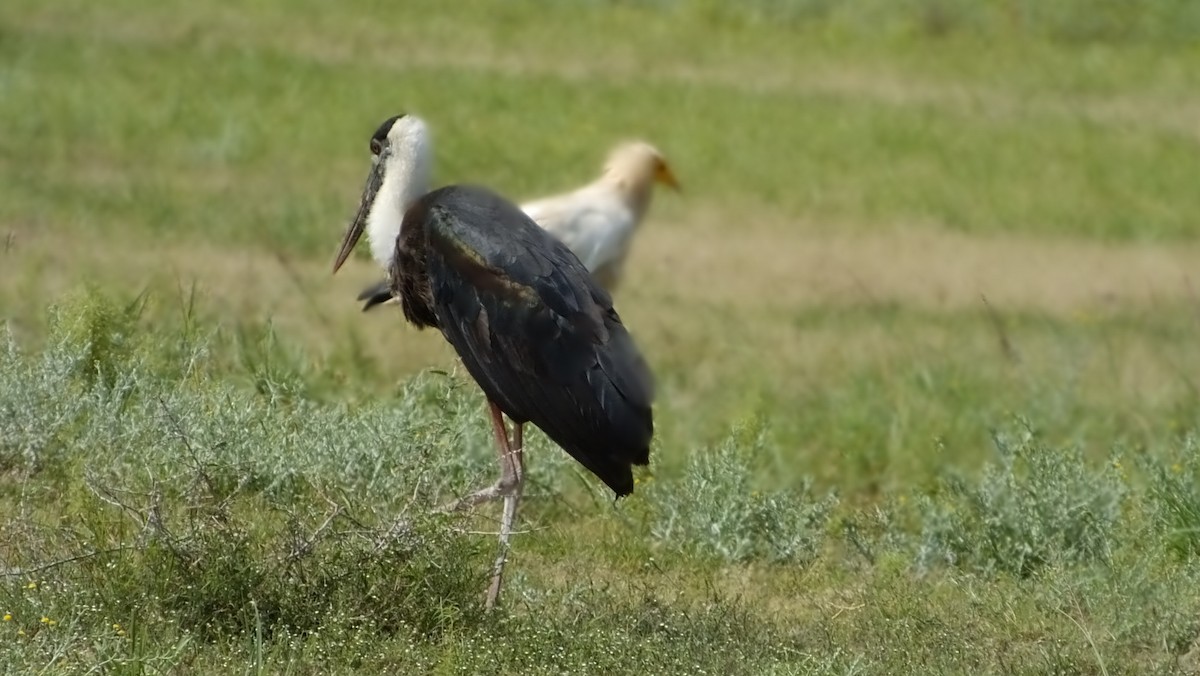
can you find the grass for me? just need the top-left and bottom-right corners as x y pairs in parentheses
(2, 0), (1200, 672)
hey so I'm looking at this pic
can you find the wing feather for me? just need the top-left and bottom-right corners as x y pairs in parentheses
(415, 185), (654, 495)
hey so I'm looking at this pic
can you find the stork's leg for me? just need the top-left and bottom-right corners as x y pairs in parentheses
(485, 422), (524, 610)
(434, 402), (525, 609)
(512, 423), (524, 481)
(437, 402), (520, 513)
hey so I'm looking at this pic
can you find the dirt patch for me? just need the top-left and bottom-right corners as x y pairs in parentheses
(9, 213), (1198, 324)
(626, 213), (1200, 316)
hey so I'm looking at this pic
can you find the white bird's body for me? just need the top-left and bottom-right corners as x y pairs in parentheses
(522, 185), (638, 289)
(518, 140), (679, 290)
(524, 189), (633, 267)
(356, 139), (678, 310)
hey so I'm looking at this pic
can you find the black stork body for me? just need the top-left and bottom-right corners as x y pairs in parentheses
(331, 114), (654, 608)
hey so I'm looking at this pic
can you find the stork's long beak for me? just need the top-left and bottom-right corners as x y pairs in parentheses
(656, 163), (682, 192)
(332, 156), (386, 274)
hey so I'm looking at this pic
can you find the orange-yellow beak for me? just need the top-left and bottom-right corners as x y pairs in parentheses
(656, 162), (681, 192)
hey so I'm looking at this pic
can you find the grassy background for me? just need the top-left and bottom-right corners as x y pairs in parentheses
(3, 0), (1200, 672)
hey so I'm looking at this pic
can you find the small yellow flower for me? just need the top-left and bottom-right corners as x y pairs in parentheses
(112, 623), (122, 631)
(2, 613), (11, 622)
(117, 629), (126, 637)
(1172, 463), (1183, 474)
(47, 620), (56, 627)
(25, 582), (36, 590)
(40, 616), (50, 624)
(17, 629), (25, 636)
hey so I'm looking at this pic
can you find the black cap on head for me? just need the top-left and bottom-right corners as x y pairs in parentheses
(372, 114), (406, 144)
(369, 114), (406, 155)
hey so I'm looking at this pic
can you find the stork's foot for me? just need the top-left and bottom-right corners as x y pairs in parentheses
(434, 474), (521, 515)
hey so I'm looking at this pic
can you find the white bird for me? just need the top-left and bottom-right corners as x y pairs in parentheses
(356, 140), (680, 310)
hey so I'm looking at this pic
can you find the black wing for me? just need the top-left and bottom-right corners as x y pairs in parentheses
(411, 185), (654, 497)
(356, 279), (395, 312)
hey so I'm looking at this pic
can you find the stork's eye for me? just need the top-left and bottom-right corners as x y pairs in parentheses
(369, 138), (383, 156)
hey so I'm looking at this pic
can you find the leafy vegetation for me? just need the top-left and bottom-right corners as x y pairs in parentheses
(650, 422), (838, 564)
(3, 0), (1200, 672)
(915, 424), (1126, 577)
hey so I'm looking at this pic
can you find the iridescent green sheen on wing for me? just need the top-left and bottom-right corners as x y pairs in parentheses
(390, 184), (654, 496)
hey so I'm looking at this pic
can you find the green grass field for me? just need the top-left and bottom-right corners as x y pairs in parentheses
(3, 0), (1200, 672)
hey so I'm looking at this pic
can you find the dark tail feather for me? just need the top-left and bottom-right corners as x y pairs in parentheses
(526, 375), (650, 498)
(357, 279), (395, 312)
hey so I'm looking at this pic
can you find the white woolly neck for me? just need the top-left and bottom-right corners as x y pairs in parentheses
(366, 120), (433, 269)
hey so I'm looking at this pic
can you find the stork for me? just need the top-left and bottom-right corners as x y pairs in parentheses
(355, 140), (680, 310)
(331, 114), (655, 609)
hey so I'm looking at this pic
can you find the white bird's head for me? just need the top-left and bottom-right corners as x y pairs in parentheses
(601, 141), (681, 194)
(333, 114), (433, 274)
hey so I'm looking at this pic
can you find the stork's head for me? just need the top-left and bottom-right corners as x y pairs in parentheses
(333, 114), (434, 274)
(602, 141), (681, 193)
